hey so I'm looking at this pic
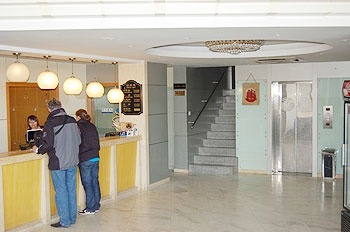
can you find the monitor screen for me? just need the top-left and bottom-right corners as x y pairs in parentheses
(26, 129), (42, 143)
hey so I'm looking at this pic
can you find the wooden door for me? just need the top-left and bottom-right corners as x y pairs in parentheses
(7, 83), (58, 151)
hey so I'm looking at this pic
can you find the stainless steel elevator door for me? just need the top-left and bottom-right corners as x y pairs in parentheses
(272, 82), (312, 174)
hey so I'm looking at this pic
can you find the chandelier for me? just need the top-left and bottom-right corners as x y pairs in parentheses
(205, 40), (265, 55)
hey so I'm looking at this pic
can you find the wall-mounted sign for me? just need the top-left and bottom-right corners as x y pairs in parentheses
(242, 82), (260, 105)
(174, 83), (186, 89)
(175, 90), (186, 96)
(121, 80), (143, 115)
(101, 108), (114, 113)
(343, 80), (350, 99)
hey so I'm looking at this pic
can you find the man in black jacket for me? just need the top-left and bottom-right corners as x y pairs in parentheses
(33, 98), (81, 228)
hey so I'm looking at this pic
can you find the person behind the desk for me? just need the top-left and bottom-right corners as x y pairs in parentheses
(27, 115), (43, 130)
(25, 115), (43, 148)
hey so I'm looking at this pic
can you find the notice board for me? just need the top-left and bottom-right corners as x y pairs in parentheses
(121, 80), (143, 115)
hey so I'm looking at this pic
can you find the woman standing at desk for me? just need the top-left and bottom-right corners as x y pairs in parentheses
(75, 109), (101, 215)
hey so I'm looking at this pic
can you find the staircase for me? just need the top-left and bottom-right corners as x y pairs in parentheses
(189, 89), (237, 175)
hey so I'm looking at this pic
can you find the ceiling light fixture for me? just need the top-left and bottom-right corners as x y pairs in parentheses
(6, 52), (30, 82)
(107, 62), (124, 104)
(63, 58), (83, 95)
(86, 60), (104, 98)
(37, 55), (59, 89)
(205, 40), (265, 55)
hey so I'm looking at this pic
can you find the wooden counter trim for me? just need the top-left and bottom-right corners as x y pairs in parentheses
(100, 135), (141, 147)
(0, 152), (45, 166)
(0, 135), (142, 165)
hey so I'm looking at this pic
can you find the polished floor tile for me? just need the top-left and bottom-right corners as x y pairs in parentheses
(30, 173), (342, 232)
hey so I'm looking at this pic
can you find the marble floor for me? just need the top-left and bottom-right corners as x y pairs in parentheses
(31, 173), (342, 232)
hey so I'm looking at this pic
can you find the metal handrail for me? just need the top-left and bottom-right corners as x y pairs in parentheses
(190, 68), (228, 129)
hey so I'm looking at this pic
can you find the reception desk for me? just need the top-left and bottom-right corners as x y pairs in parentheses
(0, 135), (141, 231)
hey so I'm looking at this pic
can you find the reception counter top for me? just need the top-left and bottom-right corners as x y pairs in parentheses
(0, 135), (142, 231)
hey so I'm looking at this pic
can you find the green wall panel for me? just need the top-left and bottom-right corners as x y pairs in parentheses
(317, 78), (349, 175)
(236, 80), (268, 171)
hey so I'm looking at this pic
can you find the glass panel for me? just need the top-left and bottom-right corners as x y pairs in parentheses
(344, 103), (350, 209)
(92, 86), (120, 137)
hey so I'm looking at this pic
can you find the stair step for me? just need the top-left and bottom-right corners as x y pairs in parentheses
(224, 96), (235, 103)
(223, 89), (235, 96)
(202, 109), (219, 116)
(203, 139), (235, 148)
(199, 115), (216, 123)
(193, 155), (238, 165)
(223, 102), (235, 109)
(207, 131), (235, 139)
(219, 109), (235, 116)
(215, 115), (234, 123)
(211, 123), (235, 131)
(189, 164), (237, 175)
(199, 147), (236, 156)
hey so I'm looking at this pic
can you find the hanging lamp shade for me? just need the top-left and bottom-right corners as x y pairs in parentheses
(6, 53), (30, 82)
(37, 70), (59, 89)
(107, 88), (124, 103)
(37, 56), (58, 89)
(86, 59), (104, 98)
(107, 61), (124, 103)
(63, 76), (83, 95)
(86, 81), (104, 98)
(63, 57), (83, 95)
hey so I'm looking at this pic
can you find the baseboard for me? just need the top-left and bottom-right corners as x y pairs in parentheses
(116, 187), (138, 200)
(173, 169), (189, 173)
(148, 177), (171, 190)
(316, 173), (343, 179)
(238, 169), (269, 175)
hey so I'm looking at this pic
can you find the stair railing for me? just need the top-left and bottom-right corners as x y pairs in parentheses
(190, 68), (228, 129)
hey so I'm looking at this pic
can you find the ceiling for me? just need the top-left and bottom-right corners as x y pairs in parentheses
(0, 1), (350, 67)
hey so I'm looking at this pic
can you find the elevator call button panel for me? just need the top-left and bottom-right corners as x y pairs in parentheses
(323, 106), (333, 129)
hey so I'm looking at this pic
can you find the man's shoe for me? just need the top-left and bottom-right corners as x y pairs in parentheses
(79, 209), (95, 215)
(51, 222), (63, 228)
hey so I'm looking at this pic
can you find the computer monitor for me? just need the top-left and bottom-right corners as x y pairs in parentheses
(26, 129), (42, 143)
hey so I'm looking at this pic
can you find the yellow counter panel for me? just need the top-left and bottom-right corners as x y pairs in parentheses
(2, 160), (41, 230)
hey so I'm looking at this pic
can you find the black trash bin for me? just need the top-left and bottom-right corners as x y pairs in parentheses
(322, 148), (337, 179)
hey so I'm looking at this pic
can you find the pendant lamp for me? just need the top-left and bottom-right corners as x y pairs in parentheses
(86, 60), (104, 98)
(37, 56), (59, 89)
(107, 62), (124, 103)
(63, 58), (83, 95)
(6, 52), (30, 82)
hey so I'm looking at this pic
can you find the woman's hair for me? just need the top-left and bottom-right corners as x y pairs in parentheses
(27, 115), (41, 129)
(75, 109), (91, 121)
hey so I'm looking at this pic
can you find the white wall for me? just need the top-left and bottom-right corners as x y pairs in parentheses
(236, 61), (350, 176)
(0, 56), (87, 153)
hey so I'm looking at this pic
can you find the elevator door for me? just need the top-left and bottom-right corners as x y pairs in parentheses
(272, 82), (312, 174)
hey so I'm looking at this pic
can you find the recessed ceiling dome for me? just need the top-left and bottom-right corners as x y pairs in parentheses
(146, 40), (332, 59)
